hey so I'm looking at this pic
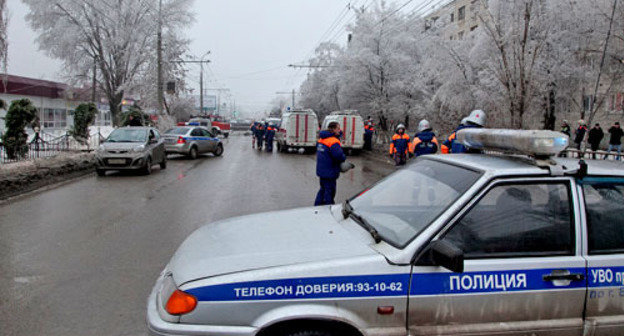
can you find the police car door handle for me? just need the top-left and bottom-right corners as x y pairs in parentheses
(542, 273), (584, 282)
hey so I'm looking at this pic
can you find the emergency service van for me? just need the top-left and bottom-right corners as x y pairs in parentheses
(322, 110), (365, 153)
(148, 129), (624, 336)
(276, 109), (318, 153)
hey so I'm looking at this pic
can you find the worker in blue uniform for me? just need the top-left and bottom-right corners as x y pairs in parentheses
(315, 122), (346, 206)
(410, 119), (439, 157)
(389, 124), (410, 166)
(442, 110), (486, 154)
(265, 123), (276, 152)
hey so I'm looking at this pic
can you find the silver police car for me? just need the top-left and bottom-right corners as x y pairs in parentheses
(147, 130), (624, 336)
(96, 127), (166, 176)
(163, 126), (224, 159)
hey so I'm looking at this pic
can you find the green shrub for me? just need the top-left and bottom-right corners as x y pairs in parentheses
(70, 103), (97, 144)
(2, 99), (38, 159)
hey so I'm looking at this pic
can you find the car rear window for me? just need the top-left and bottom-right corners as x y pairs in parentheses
(165, 127), (189, 135)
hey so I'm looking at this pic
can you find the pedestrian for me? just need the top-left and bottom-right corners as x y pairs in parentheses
(605, 122), (623, 160)
(441, 110), (486, 154)
(560, 120), (571, 137)
(315, 122), (346, 206)
(250, 122), (258, 148)
(389, 124), (410, 166)
(128, 114), (142, 127)
(255, 123), (265, 150)
(363, 122), (375, 151)
(587, 123), (604, 159)
(265, 123), (276, 152)
(410, 119), (439, 158)
(573, 120), (587, 152)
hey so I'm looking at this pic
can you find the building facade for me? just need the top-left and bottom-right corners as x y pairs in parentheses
(426, 0), (486, 41)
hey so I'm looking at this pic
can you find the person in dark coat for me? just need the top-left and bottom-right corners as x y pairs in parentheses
(128, 115), (142, 126)
(363, 122), (375, 151)
(587, 123), (604, 159)
(315, 122), (346, 206)
(560, 120), (571, 137)
(255, 123), (265, 150)
(250, 122), (258, 148)
(574, 120), (587, 150)
(605, 122), (623, 160)
(265, 123), (276, 152)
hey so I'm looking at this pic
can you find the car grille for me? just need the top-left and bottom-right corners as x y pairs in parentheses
(107, 150), (129, 154)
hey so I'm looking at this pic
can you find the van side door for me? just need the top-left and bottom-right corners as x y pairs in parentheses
(580, 177), (624, 335)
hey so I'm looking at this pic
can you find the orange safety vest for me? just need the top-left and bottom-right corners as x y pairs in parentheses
(389, 133), (410, 154)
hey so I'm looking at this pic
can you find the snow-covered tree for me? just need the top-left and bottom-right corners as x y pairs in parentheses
(23, 0), (194, 125)
(0, 0), (7, 79)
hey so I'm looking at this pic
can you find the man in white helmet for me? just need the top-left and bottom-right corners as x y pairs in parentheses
(409, 119), (439, 157)
(442, 110), (486, 154)
(389, 124), (410, 166)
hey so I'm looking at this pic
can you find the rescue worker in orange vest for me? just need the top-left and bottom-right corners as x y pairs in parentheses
(315, 122), (347, 206)
(409, 119), (439, 157)
(364, 122), (375, 151)
(441, 110), (487, 154)
(389, 124), (410, 166)
(265, 123), (276, 152)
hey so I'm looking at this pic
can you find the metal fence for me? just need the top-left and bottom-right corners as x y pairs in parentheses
(0, 131), (101, 164)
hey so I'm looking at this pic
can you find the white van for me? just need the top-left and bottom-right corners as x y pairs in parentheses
(322, 110), (365, 153)
(276, 109), (319, 153)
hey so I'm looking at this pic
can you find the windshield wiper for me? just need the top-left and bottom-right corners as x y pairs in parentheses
(342, 200), (382, 244)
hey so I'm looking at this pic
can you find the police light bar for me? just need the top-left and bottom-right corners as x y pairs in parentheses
(456, 129), (569, 157)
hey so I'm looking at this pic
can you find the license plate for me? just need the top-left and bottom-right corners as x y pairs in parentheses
(165, 138), (176, 143)
(108, 159), (126, 164)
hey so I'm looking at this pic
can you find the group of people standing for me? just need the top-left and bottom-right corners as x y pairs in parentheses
(388, 109), (487, 166)
(567, 119), (624, 160)
(250, 121), (277, 152)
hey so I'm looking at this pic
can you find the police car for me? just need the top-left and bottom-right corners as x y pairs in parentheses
(147, 129), (624, 336)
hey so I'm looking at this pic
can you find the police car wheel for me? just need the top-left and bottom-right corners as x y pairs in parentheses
(159, 156), (167, 169)
(96, 169), (106, 177)
(188, 146), (198, 160)
(214, 144), (224, 156)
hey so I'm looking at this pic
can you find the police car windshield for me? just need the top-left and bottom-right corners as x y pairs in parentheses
(165, 127), (189, 135)
(350, 159), (481, 248)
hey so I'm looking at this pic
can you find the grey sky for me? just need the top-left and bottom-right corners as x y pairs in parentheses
(6, 0), (359, 115)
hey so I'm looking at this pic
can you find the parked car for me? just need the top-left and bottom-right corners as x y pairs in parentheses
(322, 110), (365, 154)
(162, 126), (223, 159)
(148, 129), (624, 336)
(95, 127), (166, 176)
(276, 109), (318, 153)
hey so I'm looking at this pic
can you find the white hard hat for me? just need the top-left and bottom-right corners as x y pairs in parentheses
(466, 110), (486, 127)
(461, 118), (468, 125)
(578, 119), (586, 125)
(418, 119), (431, 132)
(396, 124), (406, 131)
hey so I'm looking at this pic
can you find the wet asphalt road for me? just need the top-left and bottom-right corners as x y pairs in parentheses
(0, 134), (394, 336)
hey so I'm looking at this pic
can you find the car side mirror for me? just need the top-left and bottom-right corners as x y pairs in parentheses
(430, 240), (464, 273)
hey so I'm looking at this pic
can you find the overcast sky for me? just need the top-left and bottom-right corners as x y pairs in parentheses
(6, 0), (362, 116)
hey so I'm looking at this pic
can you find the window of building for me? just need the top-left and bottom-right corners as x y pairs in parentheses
(42, 108), (67, 129)
(442, 182), (574, 258)
(450, 13), (455, 22)
(458, 31), (464, 40)
(458, 6), (466, 21)
(471, 25), (478, 31)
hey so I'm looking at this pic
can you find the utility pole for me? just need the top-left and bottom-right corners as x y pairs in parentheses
(171, 52), (211, 115)
(157, 0), (164, 115)
(276, 90), (298, 109)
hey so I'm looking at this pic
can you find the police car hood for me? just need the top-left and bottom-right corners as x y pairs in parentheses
(169, 207), (376, 285)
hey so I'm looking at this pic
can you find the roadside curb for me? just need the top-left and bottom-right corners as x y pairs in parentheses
(0, 153), (95, 202)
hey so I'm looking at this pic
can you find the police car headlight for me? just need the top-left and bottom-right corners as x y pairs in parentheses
(133, 145), (146, 152)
